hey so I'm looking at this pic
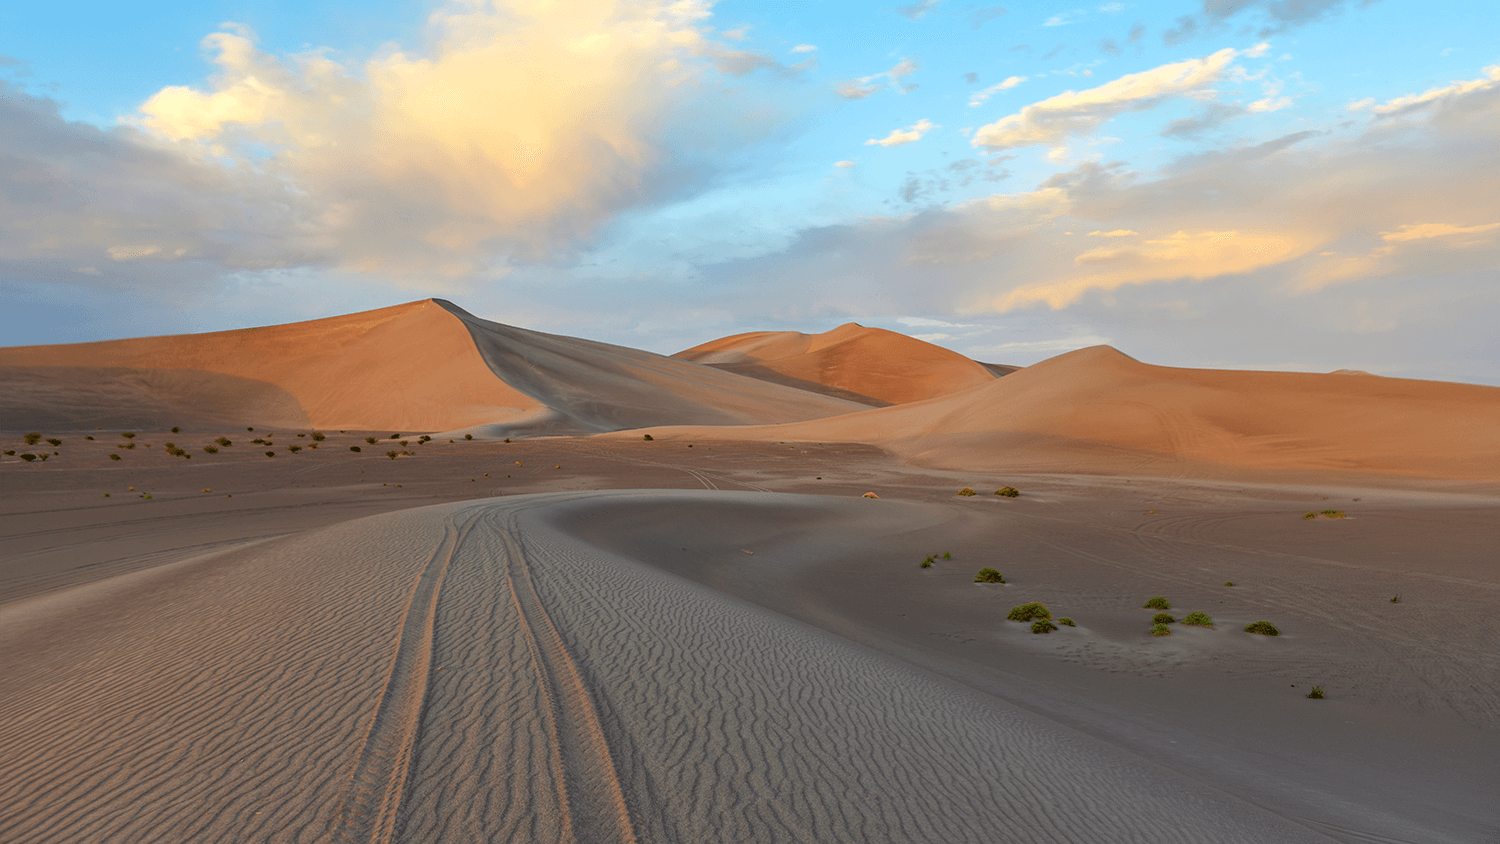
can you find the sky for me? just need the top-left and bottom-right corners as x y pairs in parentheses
(2, 0), (1498, 384)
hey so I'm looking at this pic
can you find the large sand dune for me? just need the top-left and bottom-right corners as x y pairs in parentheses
(0, 300), (863, 433)
(674, 323), (996, 406)
(639, 345), (1500, 481)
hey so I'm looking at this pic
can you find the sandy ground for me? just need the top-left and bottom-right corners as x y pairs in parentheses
(2, 430), (1497, 843)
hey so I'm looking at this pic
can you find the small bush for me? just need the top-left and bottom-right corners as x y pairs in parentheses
(995, 486), (1020, 497)
(265, 451), (276, 458)
(1182, 611), (1213, 627)
(247, 427), (254, 432)
(1006, 602), (1051, 622)
(288, 445), (301, 454)
(122, 432), (136, 439)
(109, 453), (121, 461)
(1244, 620), (1280, 636)
(388, 433), (399, 440)
(86, 436), (95, 440)
(465, 433), (474, 440)
(1321, 509), (1345, 518)
(1143, 596), (1171, 610)
(975, 567), (1006, 583)
(2, 450), (12, 456)
(171, 426), (180, 433)
(643, 433), (654, 441)
(365, 437), (377, 444)
(350, 446), (361, 452)
(956, 487), (977, 496)
(387, 450), (399, 460)
(1390, 594), (1400, 603)
(311, 432), (325, 441)
(1303, 511), (1317, 519)
(126, 442), (136, 449)
(1150, 623), (1171, 636)
(1031, 619), (1058, 634)
(942, 551), (951, 560)
(1306, 686), (1325, 699)
(45, 438), (61, 446)
(20, 453), (37, 462)
(418, 435), (430, 444)
(1057, 617), (1075, 627)
(216, 437), (232, 447)
(1224, 581), (1234, 586)
(1152, 611), (1176, 625)
(399, 440), (408, 446)
(920, 559), (932, 569)
(24, 432), (41, 445)
(204, 445), (219, 454)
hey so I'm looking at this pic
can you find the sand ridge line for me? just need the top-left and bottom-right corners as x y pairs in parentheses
(335, 509), (479, 844)
(490, 506), (641, 844)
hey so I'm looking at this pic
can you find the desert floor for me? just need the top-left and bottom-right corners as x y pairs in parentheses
(3, 430), (1497, 843)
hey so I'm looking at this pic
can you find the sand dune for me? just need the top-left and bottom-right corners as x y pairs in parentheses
(0, 300), (863, 433)
(630, 345), (1500, 481)
(674, 323), (996, 406)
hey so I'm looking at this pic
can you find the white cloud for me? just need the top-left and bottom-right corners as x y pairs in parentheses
(1088, 229), (1138, 236)
(1044, 10), (1085, 26)
(837, 57), (921, 99)
(791, 44), (817, 53)
(968, 75), (1026, 107)
(866, 119), (937, 147)
(1380, 221), (1500, 242)
(972, 48), (1238, 151)
(834, 160), (857, 167)
(1369, 65), (1500, 118)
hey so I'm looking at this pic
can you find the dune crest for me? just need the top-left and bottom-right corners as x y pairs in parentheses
(674, 322), (996, 405)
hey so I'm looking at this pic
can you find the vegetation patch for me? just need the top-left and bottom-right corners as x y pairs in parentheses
(465, 434), (474, 440)
(350, 446), (361, 452)
(1031, 619), (1058, 634)
(311, 432), (326, 441)
(122, 432), (136, 439)
(643, 434), (654, 441)
(1244, 620), (1280, 636)
(956, 487), (976, 496)
(365, 437), (377, 444)
(24, 433), (42, 445)
(387, 450), (400, 460)
(1006, 602), (1051, 622)
(1224, 581), (1234, 586)
(215, 437), (232, 447)
(995, 486), (1020, 497)
(1142, 596), (1171, 610)
(288, 445), (302, 454)
(1150, 623), (1171, 636)
(265, 451), (276, 458)
(974, 567), (1005, 583)
(20, 453), (37, 462)
(204, 446), (219, 454)
(171, 426), (180, 433)
(1181, 611), (1214, 627)
(1057, 617), (1076, 627)
(109, 454), (121, 461)
(920, 559), (932, 569)
(1390, 594), (1401, 604)
(45, 438), (61, 446)
(1305, 686), (1325, 699)
(1151, 612), (1176, 625)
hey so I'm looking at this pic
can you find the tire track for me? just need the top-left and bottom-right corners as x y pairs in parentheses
(335, 511), (474, 844)
(492, 508), (640, 844)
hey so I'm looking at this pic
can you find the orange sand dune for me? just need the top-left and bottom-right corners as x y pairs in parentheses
(633, 346), (1500, 481)
(674, 323), (996, 405)
(0, 300), (863, 433)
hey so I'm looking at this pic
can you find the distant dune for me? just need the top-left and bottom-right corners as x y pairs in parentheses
(631, 345), (1500, 481)
(674, 323), (997, 406)
(0, 300), (864, 433)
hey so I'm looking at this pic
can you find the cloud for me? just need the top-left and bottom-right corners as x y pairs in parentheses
(1045, 10), (1085, 26)
(1165, 0), (1360, 42)
(1380, 221), (1500, 243)
(835, 58), (921, 99)
(791, 44), (817, 53)
(968, 6), (1007, 29)
(894, 0), (942, 19)
(1160, 101), (1247, 137)
(1088, 229), (1138, 236)
(972, 48), (1238, 150)
(866, 118), (937, 147)
(968, 76), (1026, 107)
(834, 160), (857, 167)
(1368, 65), (1500, 118)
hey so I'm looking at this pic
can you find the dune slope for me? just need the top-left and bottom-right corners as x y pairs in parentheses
(632, 345), (1500, 480)
(674, 323), (995, 405)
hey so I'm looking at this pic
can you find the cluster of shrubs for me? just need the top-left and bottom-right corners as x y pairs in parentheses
(1003, 602), (1074, 634)
(957, 486), (1023, 497)
(1143, 595), (1278, 637)
(1303, 509), (1346, 519)
(919, 551), (952, 569)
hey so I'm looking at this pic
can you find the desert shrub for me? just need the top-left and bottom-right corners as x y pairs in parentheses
(1152, 611), (1176, 625)
(251, 438), (266, 445)
(921, 559), (932, 569)
(311, 432), (325, 441)
(1032, 619), (1058, 634)
(122, 432), (136, 439)
(387, 450), (399, 460)
(364, 437), (376, 444)
(956, 487), (977, 496)
(171, 426), (180, 433)
(995, 486), (1020, 497)
(85, 436), (94, 440)
(350, 446), (361, 452)
(1143, 596), (1171, 610)
(1244, 620), (1280, 636)
(1006, 602), (1051, 622)
(386, 433), (398, 439)
(164, 442), (176, 449)
(399, 440), (408, 446)
(20, 453), (37, 462)
(288, 445), (301, 454)
(1321, 509), (1345, 518)
(643, 433), (654, 441)
(1182, 611), (1213, 627)
(1303, 512), (1317, 519)
(45, 438), (61, 446)
(24, 432), (41, 445)
(942, 551), (951, 560)
(126, 442), (136, 449)
(2, 450), (12, 456)
(204, 445), (219, 454)
(246, 427), (254, 432)
(418, 435), (430, 443)
(265, 451), (275, 458)
(1150, 623), (1171, 636)
(1306, 686), (1325, 699)
(975, 567), (1006, 583)
(1390, 594), (1400, 603)
(216, 437), (232, 447)
(39, 454), (49, 461)
(1224, 581), (1234, 586)
(465, 433), (474, 440)
(1057, 617), (1076, 627)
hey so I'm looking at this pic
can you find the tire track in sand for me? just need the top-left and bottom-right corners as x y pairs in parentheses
(491, 507), (641, 844)
(335, 511), (474, 844)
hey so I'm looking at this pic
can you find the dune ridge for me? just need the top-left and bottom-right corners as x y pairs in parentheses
(674, 323), (996, 405)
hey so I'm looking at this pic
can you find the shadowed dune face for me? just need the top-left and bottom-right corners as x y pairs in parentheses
(631, 345), (1500, 481)
(0, 367), (311, 431)
(674, 323), (996, 405)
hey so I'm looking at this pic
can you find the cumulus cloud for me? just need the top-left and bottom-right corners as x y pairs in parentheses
(968, 76), (1026, 107)
(866, 119), (937, 147)
(972, 48), (1237, 151)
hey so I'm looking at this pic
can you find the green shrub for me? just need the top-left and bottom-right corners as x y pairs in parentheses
(109, 453), (121, 461)
(122, 432), (136, 439)
(24, 432), (41, 445)
(956, 487), (976, 496)
(399, 440), (408, 446)
(288, 445), (301, 454)
(920, 559), (932, 569)
(643, 433), (654, 441)
(171, 426), (180, 433)
(365, 437), (377, 444)
(387, 433), (398, 439)
(1152, 611), (1176, 625)
(20, 453), (37, 462)
(1182, 611), (1213, 627)
(1032, 619), (1058, 634)
(216, 437), (232, 447)
(247, 427), (254, 432)
(465, 433), (474, 440)
(1006, 602), (1051, 622)
(387, 450), (399, 460)
(1390, 594), (1400, 604)
(942, 551), (951, 560)
(2, 450), (12, 455)
(1306, 686), (1325, 699)
(265, 451), (275, 458)
(1224, 581), (1234, 586)
(1143, 596), (1171, 610)
(1321, 509), (1345, 518)
(1244, 620), (1280, 636)
(975, 567), (1005, 583)
(45, 438), (61, 446)
(350, 446), (361, 452)
(311, 432), (325, 441)
(86, 436), (95, 440)
(204, 445), (219, 454)
(995, 486), (1020, 497)
(1150, 623), (1171, 636)
(1302, 511), (1316, 519)
(1057, 617), (1075, 627)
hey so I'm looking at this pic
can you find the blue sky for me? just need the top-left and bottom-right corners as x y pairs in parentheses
(2, 0), (1498, 383)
